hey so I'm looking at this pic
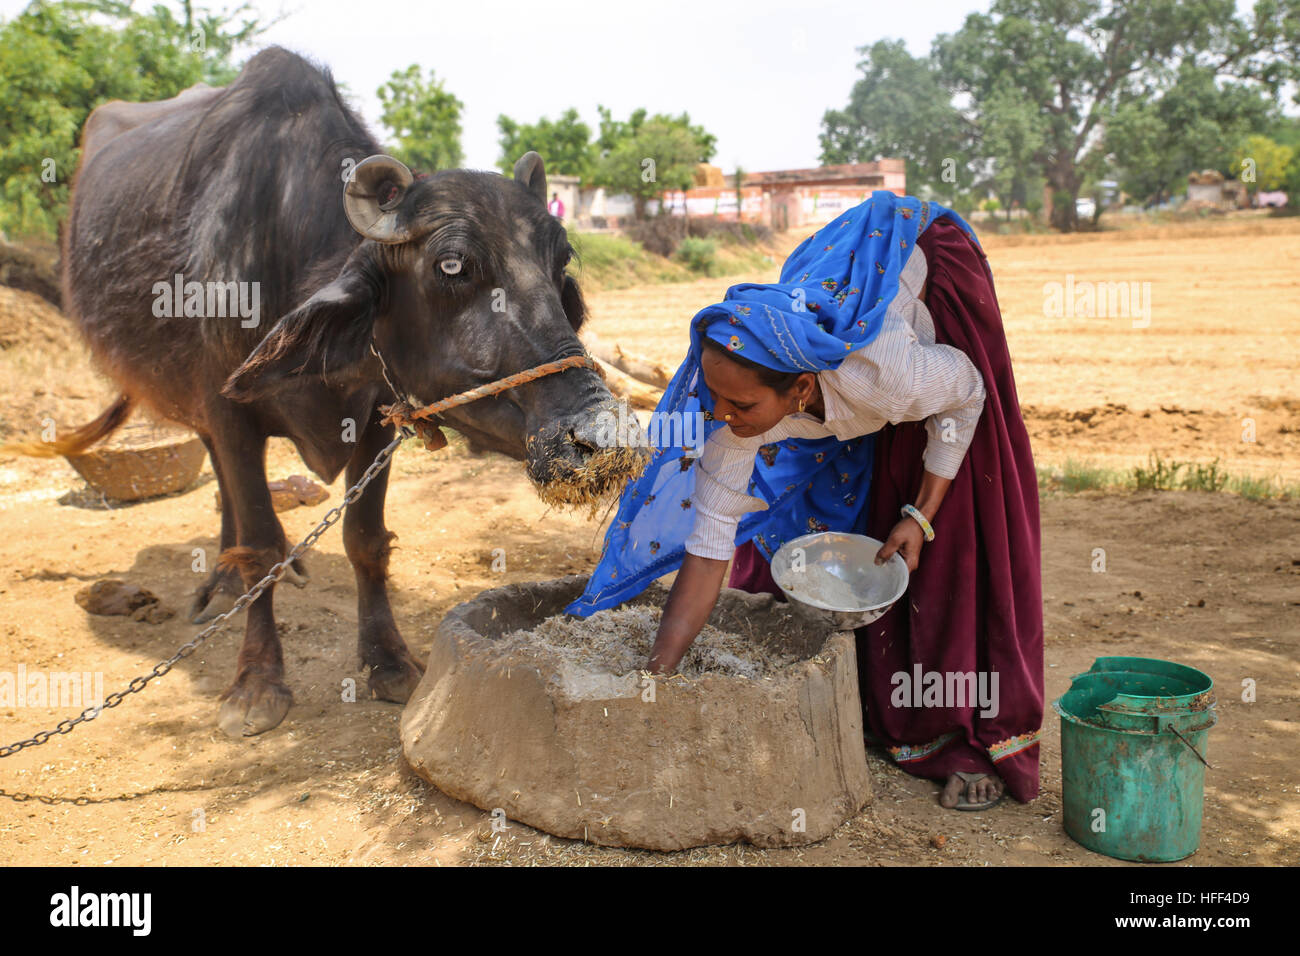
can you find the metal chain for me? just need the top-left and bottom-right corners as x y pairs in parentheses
(0, 350), (599, 774)
(0, 429), (408, 763)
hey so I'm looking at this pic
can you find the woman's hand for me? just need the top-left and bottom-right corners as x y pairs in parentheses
(876, 517), (925, 572)
(877, 470), (952, 573)
(648, 553), (729, 674)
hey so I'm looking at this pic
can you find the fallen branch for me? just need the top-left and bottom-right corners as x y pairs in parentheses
(592, 356), (662, 411)
(584, 332), (671, 389)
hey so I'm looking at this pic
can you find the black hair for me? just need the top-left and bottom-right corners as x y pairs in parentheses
(700, 335), (804, 391)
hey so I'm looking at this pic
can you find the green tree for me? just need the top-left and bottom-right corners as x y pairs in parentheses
(0, 0), (266, 240)
(980, 79), (1050, 220)
(496, 108), (595, 180)
(935, 0), (1300, 230)
(590, 106), (716, 219)
(377, 64), (464, 172)
(1266, 117), (1300, 201)
(825, 5), (1300, 231)
(1232, 134), (1295, 199)
(819, 39), (977, 203)
(1105, 62), (1274, 207)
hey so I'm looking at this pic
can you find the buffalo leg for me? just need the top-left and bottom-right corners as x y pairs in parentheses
(344, 413), (424, 702)
(192, 436), (311, 623)
(208, 410), (293, 736)
(189, 433), (242, 623)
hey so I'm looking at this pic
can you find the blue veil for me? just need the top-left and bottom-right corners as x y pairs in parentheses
(566, 191), (976, 616)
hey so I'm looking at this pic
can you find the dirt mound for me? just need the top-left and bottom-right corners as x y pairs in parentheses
(0, 287), (107, 442)
(0, 285), (75, 351)
(1021, 401), (1300, 478)
(0, 240), (61, 309)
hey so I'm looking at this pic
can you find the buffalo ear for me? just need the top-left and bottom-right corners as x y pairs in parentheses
(561, 273), (586, 333)
(512, 151), (547, 204)
(222, 252), (380, 402)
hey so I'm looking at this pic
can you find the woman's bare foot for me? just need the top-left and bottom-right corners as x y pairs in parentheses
(939, 771), (1004, 810)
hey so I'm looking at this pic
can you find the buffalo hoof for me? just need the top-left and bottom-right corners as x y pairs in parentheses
(284, 556), (310, 588)
(189, 566), (242, 624)
(218, 675), (293, 737)
(191, 557), (310, 623)
(368, 653), (425, 704)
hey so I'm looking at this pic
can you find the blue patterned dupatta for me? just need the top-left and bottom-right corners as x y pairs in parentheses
(565, 191), (977, 616)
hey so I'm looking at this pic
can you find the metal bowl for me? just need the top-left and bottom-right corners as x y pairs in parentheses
(769, 532), (909, 630)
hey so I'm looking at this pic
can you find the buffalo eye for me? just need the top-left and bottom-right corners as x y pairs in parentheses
(439, 256), (464, 276)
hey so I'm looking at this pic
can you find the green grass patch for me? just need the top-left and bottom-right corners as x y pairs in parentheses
(1226, 473), (1295, 501)
(1132, 453), (1185, 491)
(713, 242), (774, 275)
(1133, 454), (1232, 493)
(1039, 453), (1297, 501)
(566, 227), (775, 291)
(566, 231), (691, 290)
(1181, 459), (1230, 493)
(1038, 458), (1131, 493)
(675, 236), (718, 274)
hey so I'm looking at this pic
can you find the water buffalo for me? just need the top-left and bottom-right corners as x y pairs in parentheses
(55, 47), (630, 736)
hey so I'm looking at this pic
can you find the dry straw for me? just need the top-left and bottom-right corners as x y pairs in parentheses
(530, 441), (648, 516)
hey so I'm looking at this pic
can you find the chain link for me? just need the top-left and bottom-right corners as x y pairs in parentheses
(1, 350), (590, 777)
(0, 429), (409, 762)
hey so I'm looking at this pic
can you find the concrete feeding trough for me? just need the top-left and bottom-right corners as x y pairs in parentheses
(400, 575), (871, 851)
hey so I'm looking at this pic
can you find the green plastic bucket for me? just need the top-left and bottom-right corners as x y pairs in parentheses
(1053, 657), (1217, 862)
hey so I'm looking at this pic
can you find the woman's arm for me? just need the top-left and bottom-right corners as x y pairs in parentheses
(648, 553), (730, 674)
(875, 469), (952, 571)
(655, 421), (772, 672)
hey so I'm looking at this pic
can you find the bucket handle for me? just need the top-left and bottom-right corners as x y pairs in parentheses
(1167, 724), (1213, 769)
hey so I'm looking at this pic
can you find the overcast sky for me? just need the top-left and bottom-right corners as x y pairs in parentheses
(0, 0), (993, 172)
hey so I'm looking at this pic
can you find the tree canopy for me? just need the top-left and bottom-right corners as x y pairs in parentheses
(496, 108), (595, 180)
(590, 106), (716, 217)
(1105, 61), (1275, 207)
(821, 0), (1300, 229)
(494, 104), (717, 218)
(0, 0), (266, 239)
(376, 63), (464, 172)
(820, 39), (978, 202)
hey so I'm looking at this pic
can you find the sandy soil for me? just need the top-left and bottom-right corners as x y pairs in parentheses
(0, 218), (1296, 866)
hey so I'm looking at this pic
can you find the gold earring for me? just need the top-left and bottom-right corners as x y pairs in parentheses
(798, 400), (806, 414)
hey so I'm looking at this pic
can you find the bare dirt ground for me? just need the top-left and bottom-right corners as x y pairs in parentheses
(0, 217), (1296, 866)
(587, 216), (1300, 483)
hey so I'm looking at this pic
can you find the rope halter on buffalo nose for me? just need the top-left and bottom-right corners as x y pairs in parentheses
(371, 343), (646, 513)
(372, 351), (606, 449)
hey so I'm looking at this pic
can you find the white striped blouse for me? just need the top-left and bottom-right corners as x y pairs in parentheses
(684, 243), (986, 561)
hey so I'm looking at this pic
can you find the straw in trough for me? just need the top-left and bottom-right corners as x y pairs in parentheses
(499, 605), (802, 680)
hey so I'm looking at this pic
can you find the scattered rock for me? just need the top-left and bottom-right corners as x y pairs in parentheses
(215, 475), (329, 512)
(74, 579), (173, 624)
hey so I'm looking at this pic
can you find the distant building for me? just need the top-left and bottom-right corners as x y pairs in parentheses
(1186, 170), (1248, 210)
(545, 174), (580, 224)
(573, 159), (906, 231)
(737, 159), (907, 230)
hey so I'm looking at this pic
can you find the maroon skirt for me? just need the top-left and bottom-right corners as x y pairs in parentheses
(728, 217), (1044, 802)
